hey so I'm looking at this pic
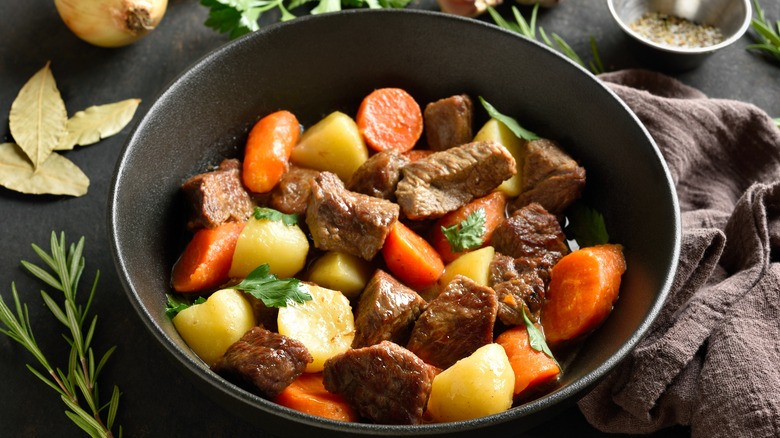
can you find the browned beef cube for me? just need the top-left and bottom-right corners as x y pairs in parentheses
(181, 158), (255, 230)
(212, 327), (312, 399)
(269, 166), (320, 216)
(423, 94), (474, 151)
(510, 138), (586, 214)
(489, 253), (546, 325)
(491, 202), (569, 263)
(306, 172), (400, 261)
(406, 275), (497, 369)
(323, 341), (436, 425)
(347, 151), (409, 201)
(353, 270), (427, 348)
(395, 141), (516, 220)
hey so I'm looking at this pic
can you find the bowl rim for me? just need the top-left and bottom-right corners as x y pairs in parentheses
(606, 0), (753, 55)
(108, 7), (682, 435)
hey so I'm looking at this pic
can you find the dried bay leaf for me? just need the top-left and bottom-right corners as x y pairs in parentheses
(0, 142), (89, 197)
(8, 62), (68, 169)
(57, 98), (142, 151)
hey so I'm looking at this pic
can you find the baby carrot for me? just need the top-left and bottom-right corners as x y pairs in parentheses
(274, 373), (358, 422)
(382, 221), (445, 290)
(541, 244), (626, 346)
(357, 88), (423, 153)
(495, 325), (560, 397)
(171, 221), (245, 292)
(242, 110), (300, 193)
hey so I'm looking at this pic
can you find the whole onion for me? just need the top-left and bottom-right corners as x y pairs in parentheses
(55, 0), (168, 48)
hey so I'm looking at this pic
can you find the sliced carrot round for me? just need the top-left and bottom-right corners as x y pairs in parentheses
(171, 221), (245, 293)
(357, 88), (423, 153)
(242, 110), (300, 193)
(382, 221), (444, 290)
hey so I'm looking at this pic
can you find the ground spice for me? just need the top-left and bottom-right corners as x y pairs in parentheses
(628, 11), (725, 49)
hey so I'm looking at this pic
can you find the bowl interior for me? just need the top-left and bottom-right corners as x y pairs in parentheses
(109, 9), (680, 437)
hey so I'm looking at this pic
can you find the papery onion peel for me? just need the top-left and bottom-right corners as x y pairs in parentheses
(54, 0), (168, 48)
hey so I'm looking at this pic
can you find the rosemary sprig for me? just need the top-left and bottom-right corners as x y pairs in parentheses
(488, 4), (605, 74)
(0, 232), (121, 438)
(747, 0), (780, 62)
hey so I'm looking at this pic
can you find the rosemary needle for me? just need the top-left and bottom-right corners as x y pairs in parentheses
(0, 231), (122, 438)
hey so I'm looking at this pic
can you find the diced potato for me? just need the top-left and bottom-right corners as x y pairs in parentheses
(173, 288), (256, 366)
(473, 118), (524, 196)
(277, 284), (355, 372)
(290, 111), (369, 181)
(229, 216), (309, 279)
(427, 343), (515, 422)
(307, 251), (373, 299)
(439, 246), (495, 288)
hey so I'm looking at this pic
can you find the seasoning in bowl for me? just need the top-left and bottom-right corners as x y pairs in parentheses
(628, 12), (725, 49)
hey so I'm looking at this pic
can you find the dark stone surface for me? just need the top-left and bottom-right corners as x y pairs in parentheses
(0, 0), (776, 436)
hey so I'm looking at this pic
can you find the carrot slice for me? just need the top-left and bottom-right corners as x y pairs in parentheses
(541, 244), (626, 346)
(356, 88), (423, 153)
(382, 221), (445, 290)
(495, 325), (560, 397)
(242, 110), (300, 193)
(274, 373), (358, 422)
(429, 191), (508, 263)
(171, 221), (245, 292)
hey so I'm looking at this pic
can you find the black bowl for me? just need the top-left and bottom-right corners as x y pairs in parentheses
(109, 9), (680, 438)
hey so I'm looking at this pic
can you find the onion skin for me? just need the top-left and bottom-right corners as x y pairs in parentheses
(437, 0), (503, 17)
(55, 0), (168, 48)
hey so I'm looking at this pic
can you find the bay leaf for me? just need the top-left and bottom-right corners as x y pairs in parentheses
(0, 142), (89, 197)
(56, 98), (142, 151)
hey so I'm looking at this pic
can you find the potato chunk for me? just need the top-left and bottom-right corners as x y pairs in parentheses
(173, 288), (256, 366)
(307, 251), (373, 299)
(277, 284), (355, 372)
(473, 118), (524, 196)
(426, 343), (515, 422)
(290, 111), (369, 181)
(229, 215), (309, 279)
(439, 245), (495, 288)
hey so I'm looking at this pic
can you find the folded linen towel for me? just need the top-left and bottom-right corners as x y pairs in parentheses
(577, 69), (780, 437)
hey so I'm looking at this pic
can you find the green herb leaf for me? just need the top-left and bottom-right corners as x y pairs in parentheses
(748, 0), (780, 62)
(521, 306), (558, 367)
(201, 0), (266, 39)
(478, 97), (540, 141)
(565, 202), (609, 248)
(230, 264), (312, 307)
(165, 294), (206, 318)
(442, 208), (487, 253)
(253, 206), (299, 225)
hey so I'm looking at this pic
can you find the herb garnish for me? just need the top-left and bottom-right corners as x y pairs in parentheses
(442, 208), (487, 253)
(564, 202), (609, 248)
(748, 0), (780, 63)
(230, 264), (312, 307)
(253, 206), (299, 225)
(0, 232), (122, 437)
(165, 295), (206, 318)
(478, 96), (540, 141)
(521, 306), (558, 367)
(201, 0), (411, 39)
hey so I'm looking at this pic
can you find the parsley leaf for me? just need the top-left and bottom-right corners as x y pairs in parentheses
(565, 202), (609, 248)
(478, 96), (540, 141)
(165, 295), (206, 318)
(253, 206), (299, 226)
(230, 264), (312, 307)
(442, 208), (487, 253)
(521, 306), (559, 367)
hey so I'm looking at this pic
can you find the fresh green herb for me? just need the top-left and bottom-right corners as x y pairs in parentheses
(747, 0), (780, 63)
(478, 96), (540, 141)
(0, 232), (122, 437)
(165, 295), (206, 318)
(488, 4), (605, 75)
(442, 208), (487, 253)
(201, 0), (410, 39)
(253, 206), (299, 226)
(564, 202), (609, 248)
(774, 118), (780, 129)
(521, 306), (558, 367)
(230, 264), (311, 307)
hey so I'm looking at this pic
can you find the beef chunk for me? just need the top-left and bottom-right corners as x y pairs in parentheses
(181, 158), (255, 230)
(269, 166), (320, 216)
(306, 172), (399, 260)
(406, 275), (497, 369)
(353, 270), (427, 348)
(423, 94), (474, 151)
(510, 138), (585, 215)
(212, 327), (312, 399)
(489, 253), (546, 324)
(491, 202), (569, 263)
(347, 151), (409, 201)
(395, 141), (516, 220)
(323, 341), (436, 425)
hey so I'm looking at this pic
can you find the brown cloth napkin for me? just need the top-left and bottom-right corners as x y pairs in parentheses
(577, 69), (780, 437)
